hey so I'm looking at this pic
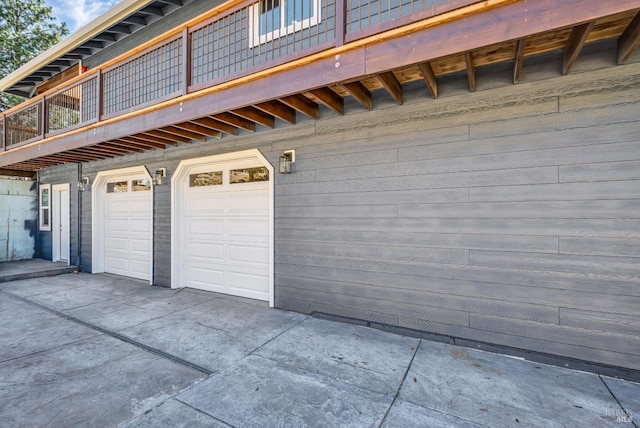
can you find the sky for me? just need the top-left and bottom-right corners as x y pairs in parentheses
(45, 0), (120, 34)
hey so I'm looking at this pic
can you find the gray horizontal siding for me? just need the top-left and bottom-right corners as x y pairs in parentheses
(271, 54), (640, 371)
(43, 43), (640, 373)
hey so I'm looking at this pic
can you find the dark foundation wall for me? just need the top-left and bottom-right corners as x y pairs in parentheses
(57, 43), (640, 373)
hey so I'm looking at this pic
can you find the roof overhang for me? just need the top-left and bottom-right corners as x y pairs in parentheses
(0, 0), (185, 98)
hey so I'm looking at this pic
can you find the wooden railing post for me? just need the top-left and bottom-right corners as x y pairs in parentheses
(182, 27), (191, 95)
(40, 98), (46, 139)
(336, 0), (346, 47)
(1, 115), (5, 152)
(97, 69), (104, 121)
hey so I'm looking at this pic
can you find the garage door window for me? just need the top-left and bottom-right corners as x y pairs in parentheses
(190, 171), (223, 187)
(107, 181), (128, 193)
(132, 179), (151, 191)
(230, 167), (269, 184)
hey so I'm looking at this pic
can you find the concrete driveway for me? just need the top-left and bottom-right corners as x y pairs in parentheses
(0, 272), (637, 427)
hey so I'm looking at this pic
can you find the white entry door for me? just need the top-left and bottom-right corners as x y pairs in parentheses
(173, 150), (274, 304)
(92, 166), (153, 283)
(52, 184), (70, 263)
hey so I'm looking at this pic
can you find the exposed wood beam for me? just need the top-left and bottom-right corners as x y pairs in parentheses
(190, 117), (238, 135)
(213, 112), (256, 132)
(309, 87), (344, 115)
(279, 94), (319, 119)
(513, 38), (527, 84)
(89, 144), (134, 155)
(342, 81), (372, 110)
(464, 52), (476, 92)
(37, 156), (72, 164)
(562, 21), (595, 75)
(81, 41), (105, 49)
(377, 72), (403, 105)
(0, 168), (36, 179)
(122, 16), (147, 26)
(101, 142), (141, 154)
(158, 126), (205, 141)
(140, 6), (164, 16)
(618, 11), (640, 64)
(66, 149), (107, 160)
(109, 25), (132, 34)
(50, 60), (72, 66)
(117, 137), (168, 150)
(48, 152), (98, 162)
(173, 122), (222, 139)
(134, 129), (185, 145)
(232, 107), (275, 128)
(70, 48), (93, 56)
(5, 0), (636, 170)
(417, 62), (438, 98)
(107, 140), (149, 152)
(73, 146), (121, 157)
(255, 100), (296, 124)
(92, 33), (117, 42)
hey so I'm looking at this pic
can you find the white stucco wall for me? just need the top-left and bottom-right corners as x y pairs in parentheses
(0, 179), (37, 262)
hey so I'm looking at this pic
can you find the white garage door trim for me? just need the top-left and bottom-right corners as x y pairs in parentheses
(171, 149), (274, 307)
(92, 165), (153, 284)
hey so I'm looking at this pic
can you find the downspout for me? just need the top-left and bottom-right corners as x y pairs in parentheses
(76, 163), (82, 272)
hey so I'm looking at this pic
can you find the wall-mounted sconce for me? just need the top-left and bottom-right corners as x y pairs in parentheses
(279, 150), (295, 174)
(154, 168), (167, 186)
(77, 176), (89, 191)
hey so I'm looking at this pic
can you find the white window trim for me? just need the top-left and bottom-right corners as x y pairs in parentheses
(248, 0), (321, 48)
(39, 184), (51, 231)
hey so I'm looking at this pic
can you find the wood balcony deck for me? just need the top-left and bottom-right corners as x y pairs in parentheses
(0, 0), (639, 173)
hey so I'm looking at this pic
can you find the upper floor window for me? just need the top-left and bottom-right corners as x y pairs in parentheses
(249, 0), (321, 47)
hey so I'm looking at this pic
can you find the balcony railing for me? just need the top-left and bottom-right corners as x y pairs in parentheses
(0, 0), (476, 152)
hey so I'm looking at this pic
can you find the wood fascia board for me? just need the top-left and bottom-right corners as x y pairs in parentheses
(2, 0), (639, 167)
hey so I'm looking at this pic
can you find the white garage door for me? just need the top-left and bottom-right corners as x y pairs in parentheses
(104, 177), (152, 280)
(174, 151), (272, 302)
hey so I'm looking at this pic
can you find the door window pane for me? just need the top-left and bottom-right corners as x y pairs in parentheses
(107, 181), (128, 193)
(132, 179), (151, 191)
(190, 171), (223, 187)
(230, 167), (269, 184)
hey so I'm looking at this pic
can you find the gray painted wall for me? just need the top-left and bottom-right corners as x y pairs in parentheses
(40, 44), (640, 372)
(0, 179), (37, 261)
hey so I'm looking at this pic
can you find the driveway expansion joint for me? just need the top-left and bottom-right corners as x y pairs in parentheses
(598, 374), (639, 428)
(380, 338), (422, 426)
(0, 289), (213, 376)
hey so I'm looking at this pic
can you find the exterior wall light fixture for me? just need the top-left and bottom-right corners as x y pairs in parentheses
(154, 168), (167, 186)
(279, 150), (295, 174)
(77, 176), (89, 191)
